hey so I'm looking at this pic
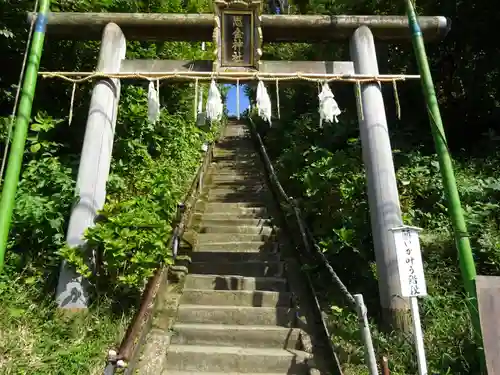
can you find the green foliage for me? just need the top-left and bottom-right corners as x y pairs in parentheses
(0, 0), (218, 372)
(1, 0), (500, 373)
(249, 1), (500, 373)
(0, 281), (131, 375)
(59, 86), (216, 293)
(3, 112), (75, 292)
(254, 99), (500, 372)
(253, 100), (500, 375)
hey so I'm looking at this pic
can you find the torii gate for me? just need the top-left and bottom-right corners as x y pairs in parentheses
(4, 1), (452, 329)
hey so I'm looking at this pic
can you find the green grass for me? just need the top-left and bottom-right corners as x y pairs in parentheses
(327, 232), (483, 375)
(0, 278), (133, 375)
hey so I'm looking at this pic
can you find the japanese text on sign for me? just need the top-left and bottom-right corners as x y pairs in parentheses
(221, 11), (253, 67)
(392, 227), (427, 298)
(232, 16), (244, 63)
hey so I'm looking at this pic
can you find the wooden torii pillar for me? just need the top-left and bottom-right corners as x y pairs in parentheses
(31, 5), (450, 332)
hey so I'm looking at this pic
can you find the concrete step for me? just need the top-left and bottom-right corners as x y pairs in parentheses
(213, 148), (256, 156)
(206, 177), (265, 185)
(192, 214), (272, 223)
(210, 174), (264, 182)
(213, 160), (263, 167)
(198, 224), (273, 235)
(211, 168), (264, 175)
(192, 215), (272, 227)
(204, 186), (268, 194)
(193, 212), (272, 225)
(184, 274), (288, 292)
(192, 241), (273, 252)
(189, 249), (280, 262)
(214, 149), (256, 155)
(195, 233), (272, 244)
(180, 289), (291, 307)
(204, 188), (270, 199)
(219, 130), (250, 137)
(212, 155), (261, 163)
(211, 168), (263, 175)
(176, 305), (295, 326)
(208, 179), (265, 187)
(218, 134), (251, 140)
(210, 169), (264, 177)
(196, 202), (268, 216)
(216, 137), (252, 144)
(205, 195), (271, 204)
(205, 183), (267, 193)
(165, 345), (311, 373)
(170, 323), (301, 349)
(190, 261), (284, 277)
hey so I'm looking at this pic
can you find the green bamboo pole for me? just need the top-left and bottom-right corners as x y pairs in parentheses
(404, 0), (482, 337)
(0, 0), (51, 271)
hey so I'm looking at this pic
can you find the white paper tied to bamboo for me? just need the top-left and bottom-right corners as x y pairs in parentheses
(206, 79), (223, 122)
(318, 82), (341, 127)
(256, 80), (272, 125)
(147, 80), (160, 124)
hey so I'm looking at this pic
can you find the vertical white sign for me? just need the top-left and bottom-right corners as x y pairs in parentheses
(391, 226), (427, 298)
(390, 225), (429, 375)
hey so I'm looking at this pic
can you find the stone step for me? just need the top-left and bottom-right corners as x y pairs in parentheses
(176, 305), (296, 326)
(165, 345), (311, 373)
(205, 194), (271, 204)
(192, 215), (272, 227)
(205, 187), (269, 196)
(205, 181), (267, 190)
(180, 289), (291, 307)
(213, 148), (257, 155)
(213, 147), (256, 155)
(211, 167), (264, 175)
(195, 232), (272, 244)
(219, 133), (250, 139)
(194, 212), (272, 222)
(213, 159), (262, 166)
(204, 187), (269, 197)
(219, 130), (250, 137)
(184, 274), (288, 291)
(211, 167), (263, 175)
(215, 135), (252, 141)
(212, 155), (261, 163)
(210, 174), (264, 183)
(189, 249), (280, 262)
(192, 241), (273, 252)
(190, 261), (284, 277)
(170, 323), (301, 349)
(196, 202), (268, 216)
(206, 178), (265, 186)
(198, 224), (273, 235)
(210, 169), (264, 177)
(212, 157), (259, 164)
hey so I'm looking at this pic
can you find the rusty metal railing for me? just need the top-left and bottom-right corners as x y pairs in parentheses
(103, 124), (219, 374)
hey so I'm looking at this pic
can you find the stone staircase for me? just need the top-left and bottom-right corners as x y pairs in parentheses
(141, 119), (320, 375)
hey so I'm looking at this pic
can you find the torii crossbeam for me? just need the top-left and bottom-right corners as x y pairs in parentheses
(28, 12), (450, 42)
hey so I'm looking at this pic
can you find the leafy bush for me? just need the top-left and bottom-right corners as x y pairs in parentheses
(254, 105), (500, 373)
(2, 112), (75, 294)
(59, 85), (220, 294)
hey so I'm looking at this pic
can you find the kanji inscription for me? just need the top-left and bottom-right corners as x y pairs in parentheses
(221, 11), (253, 67)
(392, 226), (428, 298)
